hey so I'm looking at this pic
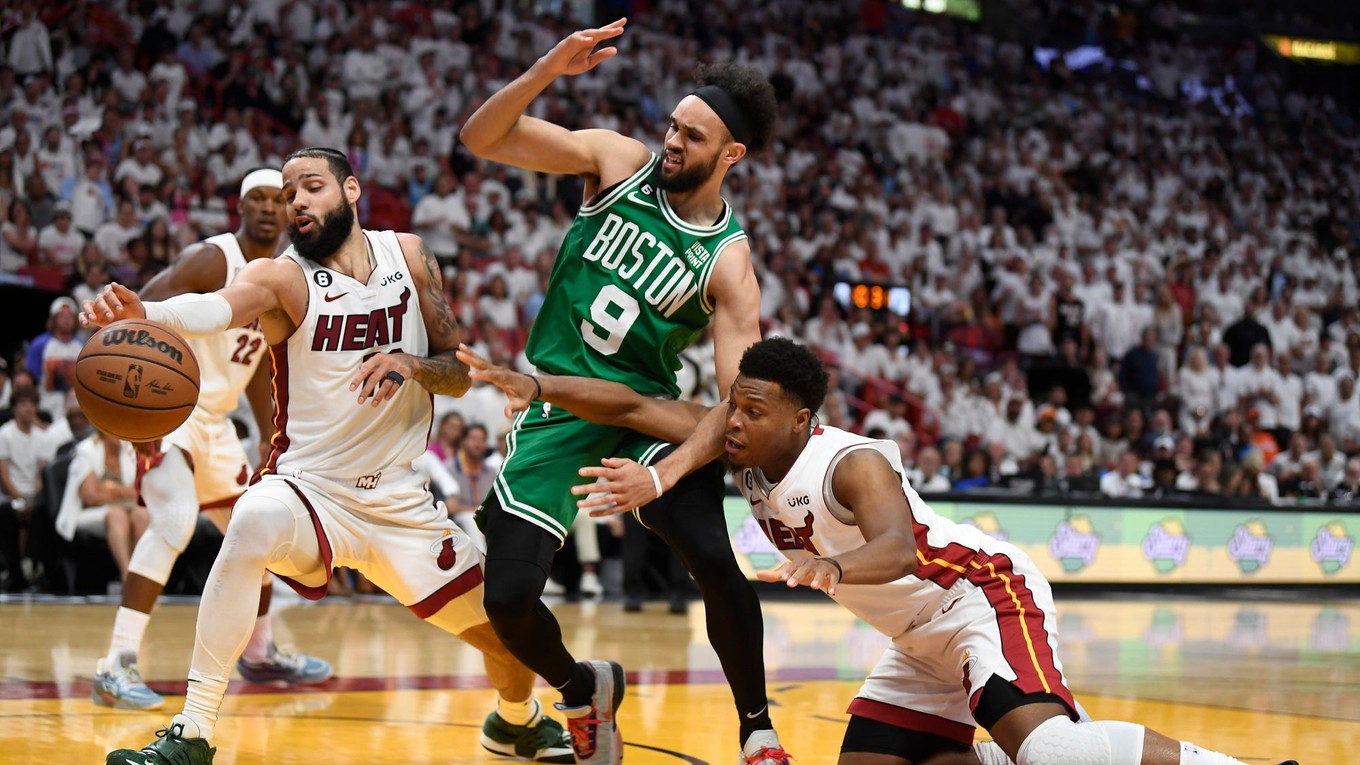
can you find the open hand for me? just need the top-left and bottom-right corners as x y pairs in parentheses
(575, 457), (659, 517)
(538, 18), (627, 78)
(456, 343), (536, 417)
(351, 351), (417, 407)
(756, 557), (842, 596)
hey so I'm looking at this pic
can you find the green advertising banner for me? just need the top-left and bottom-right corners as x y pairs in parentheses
(723, 497), (1358, 584)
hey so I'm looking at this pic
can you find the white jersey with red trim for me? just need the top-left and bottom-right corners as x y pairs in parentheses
(265, 229), (430, 484)
(736, 425), (1022, 641)
(190, 233), (266, 419)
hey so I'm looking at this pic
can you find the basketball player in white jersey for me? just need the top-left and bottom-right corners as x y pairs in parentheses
(457, 338), (1300, 765)
(80, 147), (572, 765)
(92, 168), (331, 712)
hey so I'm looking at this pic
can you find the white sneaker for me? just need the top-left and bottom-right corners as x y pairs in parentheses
(740, 729), (791, 764)
(542, 578), (566, 596)
(580, 571), (604, 598)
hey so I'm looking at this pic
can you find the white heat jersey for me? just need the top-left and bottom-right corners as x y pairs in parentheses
(264, 230), (430, 482)
(190, 233), (266, 418)
(736, 426), (1022, 642)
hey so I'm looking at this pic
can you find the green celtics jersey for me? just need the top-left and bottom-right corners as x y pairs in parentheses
(526, 154), (747, 398)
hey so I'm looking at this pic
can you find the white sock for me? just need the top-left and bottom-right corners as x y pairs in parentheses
(181, 672), (229, 741)
(242, 615), (273, 662)
(1180, 741), (1248, 765)
(107, 607), (151, 663)
(498, 696), (540, 727)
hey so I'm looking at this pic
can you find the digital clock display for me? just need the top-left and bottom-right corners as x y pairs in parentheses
(833, 281), (912, 315)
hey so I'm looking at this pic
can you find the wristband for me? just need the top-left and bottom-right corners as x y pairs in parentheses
(818, 556), (844, 584)
(646, 465), (664, 498)
(530, 375), (543, 402)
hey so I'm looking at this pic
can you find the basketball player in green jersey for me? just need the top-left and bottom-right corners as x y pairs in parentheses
(461, 18), (788, 765)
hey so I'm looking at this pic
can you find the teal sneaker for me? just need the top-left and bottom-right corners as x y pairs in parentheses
(105, 719), (215, 765)
(480, 706), (574, 763)
(92, 653), (165, 711)
(236, 644), (332, 685)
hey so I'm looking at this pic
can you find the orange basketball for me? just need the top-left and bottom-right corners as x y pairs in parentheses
(74, 318), (200, 442)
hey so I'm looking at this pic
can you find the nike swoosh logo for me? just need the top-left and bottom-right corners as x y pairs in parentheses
(626, 190), (657, 209)
(941, 598), (962, 614)
(744, 705), (768, 719)
(323, 292), (349, 302)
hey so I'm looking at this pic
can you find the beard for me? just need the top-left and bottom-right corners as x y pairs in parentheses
(288, 201), (355, 261)
(657, 150), (721, 194)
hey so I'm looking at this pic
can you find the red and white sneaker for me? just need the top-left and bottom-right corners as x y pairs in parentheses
(554, 660), (625, 764)
(741, 729), (792, 764)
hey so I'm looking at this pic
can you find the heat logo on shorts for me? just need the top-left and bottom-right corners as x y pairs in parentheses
(429, 531), (459, 571)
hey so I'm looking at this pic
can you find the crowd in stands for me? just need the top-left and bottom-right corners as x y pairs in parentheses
(1, 0), (1359, 592)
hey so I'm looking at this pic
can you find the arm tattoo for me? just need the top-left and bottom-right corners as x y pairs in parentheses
(412, 238), (471, 396)
(413, 350), (472, 397)
(419, 239), (460, 340)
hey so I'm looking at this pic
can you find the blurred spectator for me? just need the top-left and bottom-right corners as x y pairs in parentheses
(907, 446), (951, 493)
(1309, 434), (1346, 492)
(7, 3), (53, 77)
(94, 199), (144, 264)
(862, 394), (912, 442)
(1118, 327), (1161, 412)
(952, 448), (993, 491)
(1100, 451), (1149, 498)
(65, 156), (115, 239)
(25, 297), (83, 420)
(1, 198), (37, 273)
(427, 412), (465, 467)
(0, 387), (56, 590)
(36, 202), (82, 275)
(1329, 458), (1360, 504)
(55, 429), (149, 582)
(1223, 296), (1271, 367)
(1177, 347), (1215, 436)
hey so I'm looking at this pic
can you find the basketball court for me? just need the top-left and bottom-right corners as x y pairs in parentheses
(1, 592), (1352, 763)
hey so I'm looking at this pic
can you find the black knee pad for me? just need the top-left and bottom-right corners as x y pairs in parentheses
(482, 558), (550, 622)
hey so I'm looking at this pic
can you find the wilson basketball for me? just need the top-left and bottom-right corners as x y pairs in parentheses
(74, 318), (201, 442)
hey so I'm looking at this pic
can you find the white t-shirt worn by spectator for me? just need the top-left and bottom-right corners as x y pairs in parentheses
(0, 421), (55, 499)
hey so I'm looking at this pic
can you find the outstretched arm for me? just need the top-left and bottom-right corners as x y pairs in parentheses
(80, 257), (300, 337)
(459, 18), (650, 185)
(758, 449), (918, 596)
(456, 344), (706, 444)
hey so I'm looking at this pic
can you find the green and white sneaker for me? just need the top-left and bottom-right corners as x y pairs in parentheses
(92, 652), (165, 711)
(480, 705), (574, 763)
(105, 718), (215, 765)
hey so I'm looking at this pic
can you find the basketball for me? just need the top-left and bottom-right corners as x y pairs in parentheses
(74, 318), (201, 442)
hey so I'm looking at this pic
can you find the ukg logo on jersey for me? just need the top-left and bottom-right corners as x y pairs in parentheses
(1048, 516), (1099, 572)
(1310, 521), (1354, 575)
(1226, 519), (1273, 574)
(1141, 518), (1190, 573)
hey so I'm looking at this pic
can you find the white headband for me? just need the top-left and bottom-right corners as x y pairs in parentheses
(240, 168), (283, 198)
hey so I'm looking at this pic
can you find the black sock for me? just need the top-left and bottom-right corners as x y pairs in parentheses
(557, 662), (597, 708)
(640, 458), (772, 743)
(738, 705), (773, 743)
